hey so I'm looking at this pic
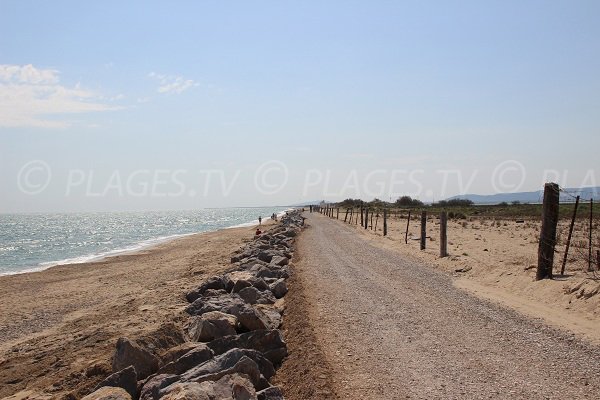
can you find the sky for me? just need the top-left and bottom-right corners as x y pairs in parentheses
(1, 0), (599, 212)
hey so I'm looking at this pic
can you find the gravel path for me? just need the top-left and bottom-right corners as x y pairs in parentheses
(294, 212), (600, 399)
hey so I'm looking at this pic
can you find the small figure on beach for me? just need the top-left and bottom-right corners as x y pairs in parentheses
(271, 213), (277, 221)
(255, 228), (262, 236)
(258, 216), (262, 226)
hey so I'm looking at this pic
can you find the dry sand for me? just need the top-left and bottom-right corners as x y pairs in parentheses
(0, 222), (271, 400)
(333, 212), (600, 344)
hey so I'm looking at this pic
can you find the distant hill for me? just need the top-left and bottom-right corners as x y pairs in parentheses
(447, 187), (600, 204)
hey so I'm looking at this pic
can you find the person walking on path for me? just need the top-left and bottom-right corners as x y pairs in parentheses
(258, 216), (262, 226)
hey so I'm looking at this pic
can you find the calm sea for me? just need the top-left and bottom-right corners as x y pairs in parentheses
(0, 207), (289, 276)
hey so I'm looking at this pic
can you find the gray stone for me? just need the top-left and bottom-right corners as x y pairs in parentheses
(82, 387), (132, 400)
(207, 330), (287, 366)
(139, 374), (180, 400)
(178, 348), (274, 390)
(94, 366), (137, 399)
(269, 256), (288, 267)
(186, 276), (226, 303)
(187, 311), (238, 342)
(158, 344), (214, 375)
(112, 337), (159, 379)
(238, 287), (276, 305)
(160, 342), (205, 365)
(269, 279), (287, 299)
(185, 294), (246, 316)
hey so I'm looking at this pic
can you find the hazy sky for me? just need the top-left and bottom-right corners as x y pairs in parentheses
(1, 1), (599, 212)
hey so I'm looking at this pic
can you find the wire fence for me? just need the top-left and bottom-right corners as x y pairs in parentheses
(310, 184), (599, 276)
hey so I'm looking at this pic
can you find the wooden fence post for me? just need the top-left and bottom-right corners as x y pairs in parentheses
(420, 211), (427, 250)
(537, 182), (560, 280)
(344, 208), (349, 222)
(364, 208), (369, 229)
(405, 210), (411, 244)
(383, 209), (388, 236)
(561, 195), (579, 275)
(440, 211), (448, 257)
(360, 207), (364, 226)
(337, 208), (339, 219)
(370, 212), (374, 230)
(589, 199), (594, 272)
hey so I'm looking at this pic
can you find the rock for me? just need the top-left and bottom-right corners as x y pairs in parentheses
(282, 229), (296, 237)
(269, 256), (288, 267)
(94, 366), (137, 399)
(269, 279), (287, 299)
(187, 311), (238, 342)
(201, 289), (229, 297)
(179, 348), (274, 390)
(158, 344), (214, 375)
(159, 382), (210, 400)
(186, 276), (226, 303)
(186, 294), (246, 316)
(82, 386), (132, 400)
(257, 386), (284, 400)
(254, 305), (282, 330)
(232, 277), (270, 293)
(237, 306), (271, 331)
(251, 265), (289, 280)
(238, 287), (276, 305)
(160, 342), (206, 365)
(257, 251), (275, 263)
(139, 374), (180, 400)
(207, 330), (287, 366)
(161, 373), (257, 400)
(214, 373), (257, 400)
(112, 337), (159, 379)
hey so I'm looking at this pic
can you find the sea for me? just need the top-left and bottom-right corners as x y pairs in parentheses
(0, 207), (290, 276)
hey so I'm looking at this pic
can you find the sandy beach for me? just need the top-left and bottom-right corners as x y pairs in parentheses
(0, 222), (270, 399)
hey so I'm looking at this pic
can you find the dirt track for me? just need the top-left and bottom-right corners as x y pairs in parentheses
(278, 212), (600, 399)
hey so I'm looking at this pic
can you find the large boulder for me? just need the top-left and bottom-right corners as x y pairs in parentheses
(161, 374), (257, 400)
(187, 311), (238, 342)
(112, 337), (159, 379)
(82, 386), (132, 400)
(207, 330), (287, 366)
(253, 305), (282, 330)
(269, 279), (287, 299)
(139, 374), (180, 400)
(186, 276), (226, 303)
(186, 294), (246, 316)
(179, 348), (274, 388)
(238, 287), (276, 305)
(160, 342), (206, 365)
(269, 256), (288, 267)
(94, 366), (137, 399)
(158, 344), (214, 375)
(237, 306), (272, 332)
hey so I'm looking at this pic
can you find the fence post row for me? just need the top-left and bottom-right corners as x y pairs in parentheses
(537, 182), (559, 280)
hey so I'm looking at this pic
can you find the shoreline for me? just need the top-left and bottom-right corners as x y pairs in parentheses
(0, 221), (269, 398)
(0, 210), (290, 278)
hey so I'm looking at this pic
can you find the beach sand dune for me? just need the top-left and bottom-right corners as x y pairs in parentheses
(0, 224), (263, 399)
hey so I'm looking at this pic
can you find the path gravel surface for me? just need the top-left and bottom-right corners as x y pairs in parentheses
(287, 212), (600, 399)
